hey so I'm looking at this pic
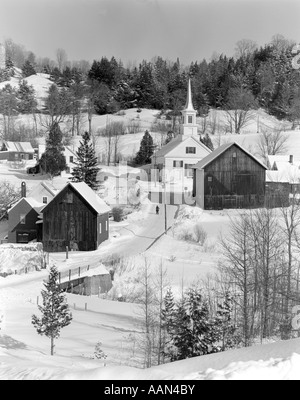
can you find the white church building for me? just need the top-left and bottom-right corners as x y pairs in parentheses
(151, 79), (211, 178)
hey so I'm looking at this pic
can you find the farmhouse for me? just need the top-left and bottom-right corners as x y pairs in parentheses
(0, 141), (35, 161)
(193, 142), (267, 210)
(151, 79), (211, 178)
(42, 182), (111, 252)
(266, 154), (300, 206)
(38, 144), (78, 174)
(7, 198), (44, 244)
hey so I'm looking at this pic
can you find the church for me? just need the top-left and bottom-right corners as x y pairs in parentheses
(151, 79), (211, 178)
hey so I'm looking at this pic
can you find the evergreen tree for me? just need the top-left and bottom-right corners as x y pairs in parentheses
(214, 292), (238, 352)
(70, 131), (100, 190)
(165, 130), (174, 145)
(200, 133), (214, 151)
(163, 287), (218, 361)
(39, 122), (67, 177)
(32, 265), (72, 356)
(22, 60), (36, 78)
(17, 80), (37, 113)
(134, 130), (154, 165)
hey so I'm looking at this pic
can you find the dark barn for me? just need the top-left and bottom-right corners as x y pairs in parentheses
(193, 142), (267, 210)
(42, 182), (111, 252)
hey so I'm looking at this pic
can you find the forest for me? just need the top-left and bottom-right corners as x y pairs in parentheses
(0, 35), (299, 126)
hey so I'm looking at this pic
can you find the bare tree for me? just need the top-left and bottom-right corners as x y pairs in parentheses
(235, 39), (258, 59)
(225, 87), (257, 134)
(0, 181), (20, 219)
(56, 48), (68, 72)
(256, 126), (289, 164)
(219, 212), (254, 347)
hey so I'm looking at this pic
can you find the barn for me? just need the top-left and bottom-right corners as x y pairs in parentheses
(193, 142), (267, 210)
(42, 182), (111, 252)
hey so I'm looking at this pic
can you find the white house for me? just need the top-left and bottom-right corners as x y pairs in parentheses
(151, 79), (211, 178)
(38, 144), (77, 173)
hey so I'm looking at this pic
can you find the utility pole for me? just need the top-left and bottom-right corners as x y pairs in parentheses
(163, 182), (167, 234)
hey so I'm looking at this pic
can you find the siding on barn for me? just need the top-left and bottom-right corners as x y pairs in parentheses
(42, 185), (109, 252)
(204, 145), (265, 197)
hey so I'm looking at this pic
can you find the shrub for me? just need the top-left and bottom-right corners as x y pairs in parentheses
(112, 207), (124, 222)
(194, 224), (208, 246)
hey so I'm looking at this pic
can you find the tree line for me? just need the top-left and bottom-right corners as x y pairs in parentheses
(1, 35), (300, 124)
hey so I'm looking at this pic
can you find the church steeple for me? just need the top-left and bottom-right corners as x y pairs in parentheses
(184, 78), (195, 111)
(181, 78), (198, 137)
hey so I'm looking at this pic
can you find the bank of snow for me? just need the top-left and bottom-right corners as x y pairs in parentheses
(1, 336), (300, 380)
(0, 242), (45, 276)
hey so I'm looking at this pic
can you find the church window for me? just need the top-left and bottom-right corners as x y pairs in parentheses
(188, 116), (193, 124)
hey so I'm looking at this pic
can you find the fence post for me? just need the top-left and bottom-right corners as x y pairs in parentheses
(66, 246), (69, 260)
(78, 267), (81, 278)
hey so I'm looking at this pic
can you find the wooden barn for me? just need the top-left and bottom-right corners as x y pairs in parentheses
(42, 182), (111, 252)
(193, 142), (267, 209)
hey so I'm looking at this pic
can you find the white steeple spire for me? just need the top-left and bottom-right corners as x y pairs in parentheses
(181, 78), (198, 137)
(184, 78), (195, 111)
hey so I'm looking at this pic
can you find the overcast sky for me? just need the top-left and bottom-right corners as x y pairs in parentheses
(0, 0), (299, 65)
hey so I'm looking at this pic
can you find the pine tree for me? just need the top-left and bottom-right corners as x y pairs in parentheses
(39, 122), (67, 177)
(163, 288), (218, 361)
(17, 80), (37, 114)
(214, 292), (237, 352)
(200, 133), (214, 151)
(70, 131), (100, 190)
(32, 265), (72, 356)
(134, 130), (154, 165)
(22, 60), (36, 78)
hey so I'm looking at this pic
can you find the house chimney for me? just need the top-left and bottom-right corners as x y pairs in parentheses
(289, 155), (294, 164)
(21, 181), (26, 198)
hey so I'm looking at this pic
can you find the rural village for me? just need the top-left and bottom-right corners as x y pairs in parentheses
(1, 1), (300, 380)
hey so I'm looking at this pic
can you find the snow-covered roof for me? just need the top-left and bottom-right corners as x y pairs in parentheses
(69, 182), (111, 214)
(154, 135), (210, 158)
(266, 169), (300, 184)
(8, 197), (45, 213)
(4, 141), (34, 153)
(43, 182), (111, 215)
(59, 264), (110, 284)
(193, 142), (267, 170)
(268, 154), (300, 169)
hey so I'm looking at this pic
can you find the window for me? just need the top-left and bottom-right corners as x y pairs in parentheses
(185, 164), (194, 177)
(66, 193), (73, 203)
(173, 160), (183, 168)
(69, 156), (74, 163)
(20, 214), (26, 224)
(188, 116), (193, 124)
(208, 177), (213, 182)
(186, 147), (196, 154)
(42, 196), (48, 204)
(99, 223), (102, 234)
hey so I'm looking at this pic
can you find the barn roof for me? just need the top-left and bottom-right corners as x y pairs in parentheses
(153, 135), (211, 158)
(43, 182), (111, 215)
(192, 142), (268, 170)
(4, 141), (34, 153)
